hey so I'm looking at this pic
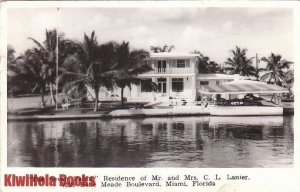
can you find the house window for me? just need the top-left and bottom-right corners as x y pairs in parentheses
(141, 79), (152, 92)
(176, 60), (185, 68)
(157, 78), (167, 93)
(216, 80), (220, 85)
(172, 122), (185, 130)
(200, 81), (209, 85)
(158, 60), (166, 68)
(172, 78), (184, 92)
(157, 60), (166, 73)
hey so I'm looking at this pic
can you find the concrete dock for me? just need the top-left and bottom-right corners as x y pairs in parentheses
(7, 105), (292, 121)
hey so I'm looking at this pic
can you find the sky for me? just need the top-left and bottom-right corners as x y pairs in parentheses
(7, 7), (293, 65)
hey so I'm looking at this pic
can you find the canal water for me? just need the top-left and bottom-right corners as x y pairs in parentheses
(7, 116), (293, 167)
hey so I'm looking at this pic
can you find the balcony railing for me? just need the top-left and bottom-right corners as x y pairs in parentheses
(170, 68), (194, 74)
(146, 67), (194, 74)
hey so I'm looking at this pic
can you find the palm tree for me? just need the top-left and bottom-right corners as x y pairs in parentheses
(150, 44), (175, 53)
(8, 45), (50, 99)
(15, 49), (52, 107)
(196, 53), (209, 73)
(260, 53), (293, 87)
(59, 31), (117, 111)
(225, 46), (256, 78)
(114, 41), (155, 106)
(195, 52), (220, 73)
(28, 29), (81, 105)
(28, 29), (60, 104)
(207, 61), (220, 73)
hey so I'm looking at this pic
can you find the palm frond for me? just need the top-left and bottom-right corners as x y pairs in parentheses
(284, 70), (294, 83)
(278, 60), (293, 70)
(150, 46), (162, 53)
(57, 71), (89, 86)
(167, 45), (175, 52)
(225, 58), (236, 66)
(129, 64), (152, 76)
(63, 54), (83, 73)
(258, 67), (267, 72)
(260, 72), (272, 82)
(28, 37), (46, 52)
(62, 79), (88, 99)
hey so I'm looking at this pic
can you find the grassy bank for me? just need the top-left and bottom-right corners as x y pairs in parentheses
(8, 95), (146, 116)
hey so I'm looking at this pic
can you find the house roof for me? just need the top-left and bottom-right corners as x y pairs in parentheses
(199, 80), (289, 94)
(149, 52), (199, 59)
(196, 73), (245, 80)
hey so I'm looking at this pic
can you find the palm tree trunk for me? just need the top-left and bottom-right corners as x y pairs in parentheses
(41, 88), (46, 108)
(49, 83), (56, 105)
(94, 87), (99, 112)
(121, 87), (124, 107)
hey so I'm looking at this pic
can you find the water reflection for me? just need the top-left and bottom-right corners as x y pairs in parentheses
(8, 116), (293, 167)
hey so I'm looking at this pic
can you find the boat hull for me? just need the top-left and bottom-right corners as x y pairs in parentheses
(110, 106), (210, 117)
(209, 106), (283, 116)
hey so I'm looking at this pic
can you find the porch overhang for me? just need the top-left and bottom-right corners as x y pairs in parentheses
(198, 82), (289, 94)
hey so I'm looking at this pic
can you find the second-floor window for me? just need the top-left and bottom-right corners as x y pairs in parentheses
(157, 60), (166, 73)
(175, 59), (190, 68)
(177, 60), (186, 68)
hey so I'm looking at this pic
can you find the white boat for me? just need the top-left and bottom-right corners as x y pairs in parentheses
(198, 80), (289, 116)
(109, 106), (210, 117)
(208, 115), (283, 126)
(209, 105), (283, 116)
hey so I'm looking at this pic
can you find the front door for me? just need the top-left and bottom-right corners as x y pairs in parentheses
(157, 78), (167, 95)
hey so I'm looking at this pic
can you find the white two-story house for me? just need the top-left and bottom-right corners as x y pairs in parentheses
(130, 52), (199, 102)
(99, 52), (240, 102)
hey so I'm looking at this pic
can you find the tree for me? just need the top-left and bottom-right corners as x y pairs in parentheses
(7, 45), (16, 64)
(28, 29), (60, 104)
(114, 41), (155, 106)
(150, 44), (175, 53)
(7, 45), (20, 96)
(284, 69), (294, 95)
(7, 46), (16, 89)
(8, 45), (51, 100)
(28, 29), (80, 105)
(59, 31), (117, 111)
(283, 69), (294, 99)
(284, 70), (294, 86)
(224, 46), (256, 78)
(260, 53), (293, 87)
(207, 61), (220, 73)
(14, 49), (53, 107)
(194, 52), (220, 73)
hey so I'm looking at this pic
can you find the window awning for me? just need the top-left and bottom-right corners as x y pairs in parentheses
(199, 81), (289, 94)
